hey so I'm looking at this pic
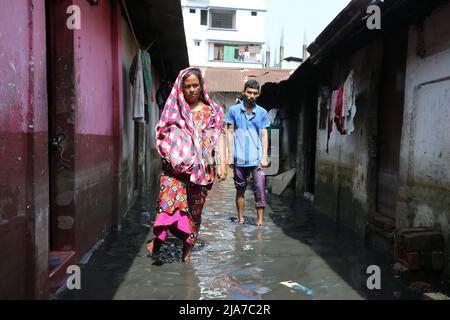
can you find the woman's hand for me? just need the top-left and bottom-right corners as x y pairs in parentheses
(217, 164), (228, 181)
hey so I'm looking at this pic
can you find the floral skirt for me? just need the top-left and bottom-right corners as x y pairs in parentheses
(153, 170), (208, 246)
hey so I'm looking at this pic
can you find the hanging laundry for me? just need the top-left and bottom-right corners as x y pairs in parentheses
(326, 89), (338, 154)
(345, 102), (357, 135)
(141, 51), (152, 105)
(334, 86), (346, 135)
(326, 71), (358, 153)
(131, 51), (145, 122)
(343, 70), (354, 115)
(343, 70), (357, 135)
(141, 50), (152, 123)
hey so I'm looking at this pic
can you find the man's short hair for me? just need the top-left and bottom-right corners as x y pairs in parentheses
(244, 80), (260, 91)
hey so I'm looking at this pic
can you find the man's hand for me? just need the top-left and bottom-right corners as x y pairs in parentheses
(259, 157), (270, 168)
(217, 164), (228, 181)
(226, 156), (234, 170)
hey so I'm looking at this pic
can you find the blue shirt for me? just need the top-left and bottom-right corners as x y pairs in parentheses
(226, 103), (270, 167)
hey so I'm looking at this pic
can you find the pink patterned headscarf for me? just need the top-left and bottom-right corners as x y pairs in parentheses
(155, 67), (224, 186)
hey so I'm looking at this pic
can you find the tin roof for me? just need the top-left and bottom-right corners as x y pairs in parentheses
(202, 67), (293, 92)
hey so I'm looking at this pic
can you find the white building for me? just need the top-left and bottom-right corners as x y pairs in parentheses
(181, 0), (266, 68)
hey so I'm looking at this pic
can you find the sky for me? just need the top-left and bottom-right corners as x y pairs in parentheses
(264, 0), (350, 66)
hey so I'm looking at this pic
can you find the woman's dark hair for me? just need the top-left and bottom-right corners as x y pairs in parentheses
(182, 68), (208, 105)
(183, 68), (203, 85)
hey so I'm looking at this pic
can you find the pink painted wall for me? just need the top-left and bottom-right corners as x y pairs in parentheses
(0, 0), (47, 132)
(0, 0), (49, 299)
(73, 0), (114, 136)
(69, 0), (122, 258)
(47, 0), (123, 261)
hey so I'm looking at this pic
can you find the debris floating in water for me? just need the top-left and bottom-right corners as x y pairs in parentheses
(281, 281), (314, 296)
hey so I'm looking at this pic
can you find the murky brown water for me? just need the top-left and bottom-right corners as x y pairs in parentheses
(58, 178), (420, 300)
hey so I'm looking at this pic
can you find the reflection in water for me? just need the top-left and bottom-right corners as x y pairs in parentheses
(226, 224), (271, 300)
(144, 261), (198, 300)
(59, 179), (418, 300)
(188, 205), (272, 300)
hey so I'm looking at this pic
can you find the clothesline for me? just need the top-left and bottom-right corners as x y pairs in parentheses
(326, 70), (357, 154)
(121, 0), (156, 52)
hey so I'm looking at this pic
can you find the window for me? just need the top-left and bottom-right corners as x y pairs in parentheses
(223, 46), (239, 61)
(251, 11), (257, 16)
(214, 44), (224, 61)
(194, 40), (201, 46)
(213, 44), (242, 62)
(190, 8), (196, 13)
(234, 48), (239, 60)
(210, 10), (235, 29)
(201, 10), (208, 25)
(212, 43), (262, 63)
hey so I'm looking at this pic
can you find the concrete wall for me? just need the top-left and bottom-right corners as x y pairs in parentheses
(209, 92), (240, 112)
(120, 15), (139, 217)
(182, 0), (265, 67)
(0, 0), (49, 299)
(0, 0), (168, 298)
(182, 0), (266, 11)
(314, 41), (383, 236)
(281, 60), (301, 70)
(61, 0), (118, 257)
(207, 9), (265, 43)
(48, 0), (122, 259)
(397, 4), (450, 243)
(279, 115), (298, 172)
(120, 16), (161, 207)
(295, 87), (318, 197)
(182, 5), (209, 66)
(209, 0), (266, 11)
(204, 59), (264, 69)
(145, 65), (161, 190)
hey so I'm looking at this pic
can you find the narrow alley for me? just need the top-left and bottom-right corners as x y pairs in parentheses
(57, 178), (417, 300)
(2, 0), (450, 301)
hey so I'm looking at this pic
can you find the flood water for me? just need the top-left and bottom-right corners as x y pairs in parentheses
(58, 178), (419, 300)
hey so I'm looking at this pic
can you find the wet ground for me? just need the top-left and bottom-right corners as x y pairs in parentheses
(58, 178), (423, 300)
